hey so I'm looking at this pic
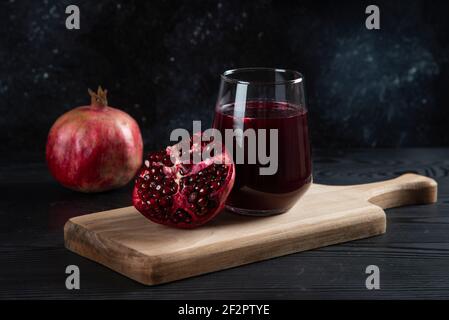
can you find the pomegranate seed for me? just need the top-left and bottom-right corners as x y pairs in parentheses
(211, 181), (219, 190)
(140, 193), (148, 200)
(199, 187), (207, 196)
(197, 206), (208, 215)
(197, 197), (207, 207)
(159, 196), (172, 207)
(162, 156), (171, 166)
(188, 192), (198, 203)
(153, 207), (161, 214)
(161, 186), (170, 195)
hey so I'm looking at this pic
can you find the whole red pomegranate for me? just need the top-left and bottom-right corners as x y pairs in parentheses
(46, 87), (143, 192)
(133, 133), (235, 228)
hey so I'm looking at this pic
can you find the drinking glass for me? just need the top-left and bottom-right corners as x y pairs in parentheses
(212, 68), (312, 216)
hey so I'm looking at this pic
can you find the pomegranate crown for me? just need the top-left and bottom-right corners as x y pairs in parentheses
(88, 86), (108, 107)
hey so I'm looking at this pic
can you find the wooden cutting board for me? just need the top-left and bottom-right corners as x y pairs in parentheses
(64, 173), (437, 285)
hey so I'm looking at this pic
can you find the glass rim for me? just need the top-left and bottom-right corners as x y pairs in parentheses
(221, 67), (303, 85)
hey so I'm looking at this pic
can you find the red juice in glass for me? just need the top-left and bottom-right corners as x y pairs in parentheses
(213, 100), (311, 214)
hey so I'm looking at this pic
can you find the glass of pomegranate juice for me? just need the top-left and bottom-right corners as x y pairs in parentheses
(213, 68), (312, 216)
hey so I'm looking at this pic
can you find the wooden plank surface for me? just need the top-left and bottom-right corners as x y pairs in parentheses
(64, 173), (437, 285)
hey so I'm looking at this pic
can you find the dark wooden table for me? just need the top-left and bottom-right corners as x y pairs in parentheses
(1, 148), (448, 299)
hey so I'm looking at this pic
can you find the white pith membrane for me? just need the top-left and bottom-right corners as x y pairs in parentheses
(133, 134), (235, 227)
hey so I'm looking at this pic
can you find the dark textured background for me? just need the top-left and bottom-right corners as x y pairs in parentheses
(0, 0), (448, 153)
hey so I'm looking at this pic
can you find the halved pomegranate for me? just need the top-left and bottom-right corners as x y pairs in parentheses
(132, 133), (235, 228)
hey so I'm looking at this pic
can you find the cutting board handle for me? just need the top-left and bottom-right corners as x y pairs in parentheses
(358, 173), (437, 209)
